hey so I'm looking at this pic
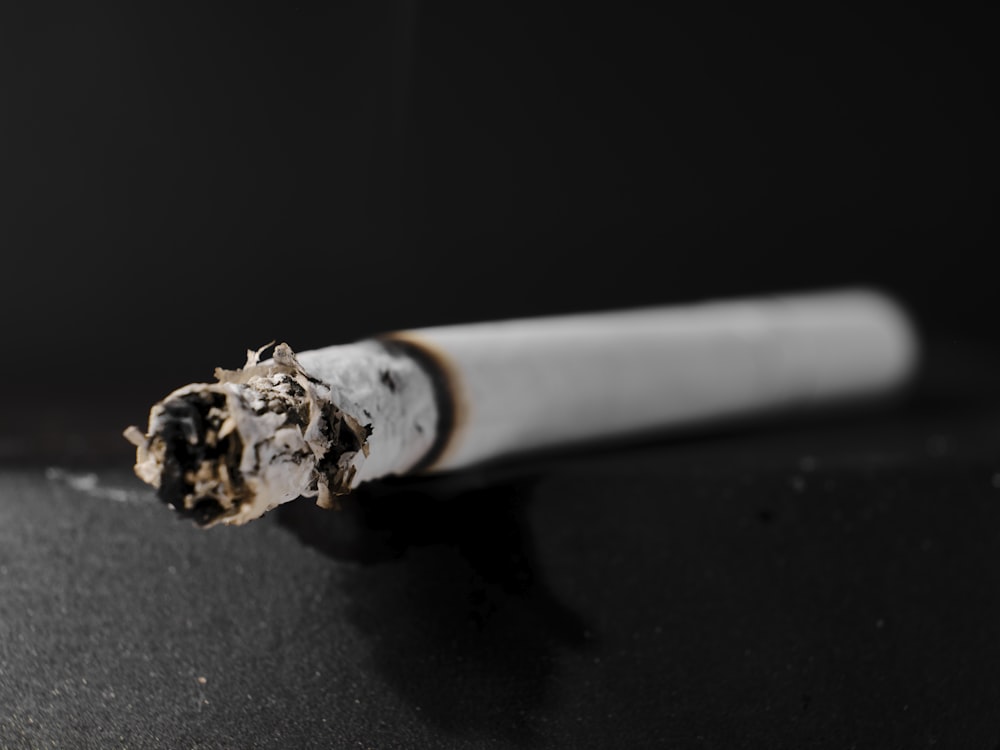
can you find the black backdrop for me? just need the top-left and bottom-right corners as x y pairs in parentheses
(0, 2), (994, 458)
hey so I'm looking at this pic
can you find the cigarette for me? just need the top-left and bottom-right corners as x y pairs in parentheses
(125, 288), (918, 527)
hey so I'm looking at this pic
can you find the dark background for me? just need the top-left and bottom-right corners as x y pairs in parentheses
(2, 3), (999, 748)
(0, 1), (994, 460)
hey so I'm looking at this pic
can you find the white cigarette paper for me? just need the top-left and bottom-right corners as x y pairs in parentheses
(126, 288), (918, 526)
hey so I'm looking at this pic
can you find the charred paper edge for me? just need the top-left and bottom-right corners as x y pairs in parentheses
(376, 332), (465, 473)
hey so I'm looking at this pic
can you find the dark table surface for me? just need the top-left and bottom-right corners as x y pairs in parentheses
(3, 341), (1000, 749)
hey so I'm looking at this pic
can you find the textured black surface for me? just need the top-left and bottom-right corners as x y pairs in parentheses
(4, 348), (1000, 748)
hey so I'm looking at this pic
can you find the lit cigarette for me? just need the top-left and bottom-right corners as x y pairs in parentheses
(125, 288), (918, 526)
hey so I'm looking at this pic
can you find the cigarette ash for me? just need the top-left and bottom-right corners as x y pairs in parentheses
(44, 467), (146, 504)
(143, 390), (247, 525)
(125, 344), (370, 527)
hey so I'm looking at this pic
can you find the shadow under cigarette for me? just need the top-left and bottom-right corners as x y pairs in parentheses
(275, 472), (589, 744)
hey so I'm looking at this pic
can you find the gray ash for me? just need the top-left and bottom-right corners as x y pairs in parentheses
(156, 392), (243, 527)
